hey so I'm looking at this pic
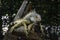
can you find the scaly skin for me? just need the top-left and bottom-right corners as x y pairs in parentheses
(9, 19), (30, 33)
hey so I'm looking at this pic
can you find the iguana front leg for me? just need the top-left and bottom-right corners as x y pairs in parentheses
(40, 24), (45, 37)
(9, 19), (28, 33)
(9, 23), (21, 33)
(28, 23), (34, 31)
(22, 22), (30, 37)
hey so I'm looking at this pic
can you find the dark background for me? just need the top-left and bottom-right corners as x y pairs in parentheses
(0, 0), (60, 40)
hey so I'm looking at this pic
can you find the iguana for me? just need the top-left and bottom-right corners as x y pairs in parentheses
(9, 10), (41, 36)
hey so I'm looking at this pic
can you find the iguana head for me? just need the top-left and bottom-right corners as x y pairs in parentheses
(24, 10), (41, 23)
